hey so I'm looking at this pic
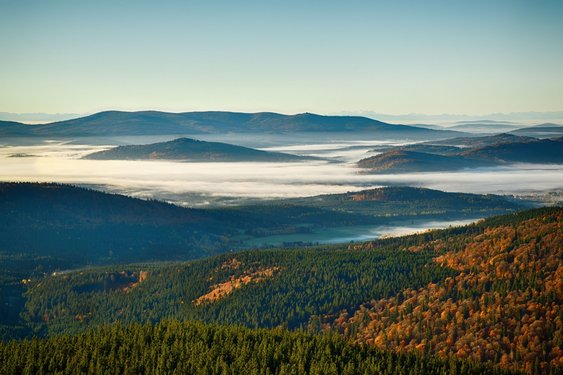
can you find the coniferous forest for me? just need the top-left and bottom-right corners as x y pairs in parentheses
(0, 320), (520, 375)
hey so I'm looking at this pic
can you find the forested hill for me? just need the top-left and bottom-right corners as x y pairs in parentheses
(0, 110), (461, 137)
(0, 182), (524, 266)
(509, 124), (563, 138)
(0, 182), (246, 263)
(356, 150), (490, 173)
(10, 207), (561, 373)
(83, 137), (308, 162)
(462, 136), (563, 163)
(269, 186), (525, 218)
(359, 134), (563, 173)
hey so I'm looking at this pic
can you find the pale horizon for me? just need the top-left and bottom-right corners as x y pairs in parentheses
(2, 108), (563, 126)
(1, 1), (562, 115)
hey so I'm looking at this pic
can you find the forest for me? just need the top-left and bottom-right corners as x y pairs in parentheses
(0, 319), (520, 375)
(1, 207), (560, 374)
(332, 208), (562, 374)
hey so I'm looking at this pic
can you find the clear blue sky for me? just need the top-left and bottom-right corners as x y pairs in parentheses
(1, 0), (562, 115)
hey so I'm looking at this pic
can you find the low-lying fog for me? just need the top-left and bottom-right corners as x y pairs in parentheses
(1, 136), (561, 242)
(245, 218), (481, 247)
(2, 138), (562, 204)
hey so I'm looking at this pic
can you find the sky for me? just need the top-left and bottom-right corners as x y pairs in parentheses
(1, 0), (562, 116)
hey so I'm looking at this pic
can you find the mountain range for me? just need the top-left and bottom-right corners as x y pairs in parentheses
(0, 111), (462, 138)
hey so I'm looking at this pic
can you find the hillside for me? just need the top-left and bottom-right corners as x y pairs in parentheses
(463, 137), (563, 163)
(0, 183), (526, 340)
(369, 134), (535, 155)
(83, 137), (308, 162)
(274, 186), (524, 219)
(7, 207), (561, 374)
(357, 150), (490, 173)
(359, 135), (563, 173)
(0, 120), (34, 137)
(429, 133), (536, 148)
(0, 110), (461, 138)
(0, 183), (524, 266)
(0, 182), (248, 265)
(333, 207), (562, 374)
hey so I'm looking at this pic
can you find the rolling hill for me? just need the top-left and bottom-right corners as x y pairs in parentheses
(275, 186), (524, 218)
(0, 183), (524, 268)
(359, 135), (563, 173)
(368, 134), (534, 156)
(0, 111), (461, 138)
(447, 121), (522, 133)
(509, 123), (563, 138)
(83, 137), (309, 162)
(357, 150), (491, 173)
(0, 182), (248, 264)
(462, 136), (563, 163)
(429, 133), (536, 148)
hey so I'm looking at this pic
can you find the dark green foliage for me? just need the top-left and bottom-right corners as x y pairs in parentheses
(0, 252), (73, 340)
(21, 245), (453, 337)
(8, 206), (558, 341)
(0, 319), (519, 375)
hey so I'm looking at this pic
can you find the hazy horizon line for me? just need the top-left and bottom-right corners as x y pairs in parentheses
(2, 109), (563, 125)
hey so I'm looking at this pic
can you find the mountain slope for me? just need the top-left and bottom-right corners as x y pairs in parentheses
(0, 110), (462, 137)
(333, 207), (562, 374)
(83, 137), (309, 162)
(11, 207), (561, 373)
